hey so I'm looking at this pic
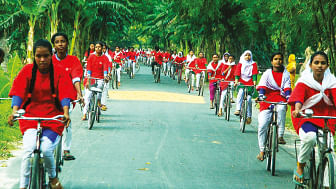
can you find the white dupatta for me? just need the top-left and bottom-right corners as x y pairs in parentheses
(257, 68), (291, 97)
(296, 65), (336, 110)
(239, 50), (255, 82)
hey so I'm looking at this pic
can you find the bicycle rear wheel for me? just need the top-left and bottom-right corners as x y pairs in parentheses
(96, 105), (101, 123)
(178, 68), (182, 84)
(317, 153), (334, 189)
(215, 90), (220, 115)
(187, 73), (192, 93)
(225, 92), (231, 121)
(28, 153), (40, 189)
(88, 94), (96, 130)
(265, 125), (272, 171)
(115, 70), (118, 89)
(240, 98), (247, 133)
(271, 124), (277, 176)
(110, 70), (115, 89)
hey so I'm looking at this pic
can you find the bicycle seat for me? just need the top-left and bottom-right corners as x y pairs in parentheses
(90, 87), (103, 93)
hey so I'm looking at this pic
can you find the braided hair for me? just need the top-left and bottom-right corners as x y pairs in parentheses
(22, 39), (62, 110)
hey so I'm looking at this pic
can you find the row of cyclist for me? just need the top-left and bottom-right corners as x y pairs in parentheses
(203, 50), (336, 188)
(142, 47), (336, 188)
(6, 32), (146, 189)
(4, 30), (336, 188)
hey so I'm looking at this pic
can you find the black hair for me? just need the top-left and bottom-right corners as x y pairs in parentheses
(270, 52), (284, 72)
(198, 52), (204, 55)
(0, 48), (4, 58)
(95, 41), (104, 47)
(212, 53), (219, 57)
(23, 39), (61, 110)
(51, 32), (69, 44)
(270, 52), (283, 62)
(86, 42), (95, 58)
(310, 51), (328, 64)
(229, 55), (235, 59)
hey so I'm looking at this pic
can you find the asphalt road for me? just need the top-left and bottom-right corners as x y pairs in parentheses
(2, 65), (297, 189)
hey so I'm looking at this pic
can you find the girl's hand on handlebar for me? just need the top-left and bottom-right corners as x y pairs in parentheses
(8, 114), (14, 126)
(63, 112), (71, 128)
(292, 109), (300, 118)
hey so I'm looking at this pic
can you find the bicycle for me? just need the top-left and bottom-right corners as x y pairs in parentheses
(211, 78), (222, 116)
(257, 97), (287, 176)
(13, 109), (64, 189)
(221, 81), (235, 121)
(153, 63), (161, 83)
(197, 69), (206, 96)
(175, 62), (184, 84)
(135, 61), (140, 73)
(87, 77), (104, 130)
(186, 67), (194, 93)
(294, 109), (336, 189)
(237, 84), (255, 133)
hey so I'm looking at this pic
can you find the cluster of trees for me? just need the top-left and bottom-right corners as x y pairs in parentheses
(0, 0), (336, 71)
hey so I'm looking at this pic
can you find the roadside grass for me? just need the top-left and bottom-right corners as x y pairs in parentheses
(0, 101), (21, 160)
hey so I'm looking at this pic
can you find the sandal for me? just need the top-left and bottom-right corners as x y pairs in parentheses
(49, 180), (64, 189)
(293, 169), (304, 186)
(256, 153), (264, 161)
(63, 151), (76, 161)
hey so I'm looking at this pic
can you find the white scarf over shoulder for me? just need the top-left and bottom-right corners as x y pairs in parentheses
(257, 68), (291, 97)
(239, 50), (255, 82)
(296, 64), (336, 110)
(207, 61), (222, 72)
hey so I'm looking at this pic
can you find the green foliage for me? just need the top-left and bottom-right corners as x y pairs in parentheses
(0, 101), (21, 160)
(0, 52), (22, 98)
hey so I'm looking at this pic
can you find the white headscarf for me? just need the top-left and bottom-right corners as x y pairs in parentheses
(296, 59), (336, 110)
(239, 50), (254, 82)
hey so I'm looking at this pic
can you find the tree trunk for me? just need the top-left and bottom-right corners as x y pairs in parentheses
(26, 15), (36, 64)
(70, 11), (80, 55)
(49, 0), (60, 40)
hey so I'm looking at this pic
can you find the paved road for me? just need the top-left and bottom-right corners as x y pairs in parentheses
(2, 65), (297, 189)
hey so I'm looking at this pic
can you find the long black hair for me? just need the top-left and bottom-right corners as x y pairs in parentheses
(86, 41), (95, 58)
(22, 39), (61, 110)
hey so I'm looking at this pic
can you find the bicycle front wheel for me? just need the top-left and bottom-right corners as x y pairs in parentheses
(54, 137), (62, 178)
(28, 153), (40, 189)
(271, 124), (277, 176)
(136, 63), (140, 73)
(240, 99), (247, 133)
(265, 125), (272, 171)
(318, 153), (334, 189)
(187, 73), (192, 93)
(225, 92), (231, 121)
(178, 69), (182, 84)
(215, 90), (220, 115)
(88, 94), (96, 130)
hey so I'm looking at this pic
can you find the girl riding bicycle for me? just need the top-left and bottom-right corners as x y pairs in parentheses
(111, 46), (125, 87)
(51, 32), (84, 161)
(82, 42), (109, 120)
(289, 51), (336, 185)
(8, 39), (74, 189)
(207, 53), (224, 109)
(256, 52), (291, 161)
(189, 52), (207, 91)
(234, 50), (258, 124)
(218, 54), (236, 116)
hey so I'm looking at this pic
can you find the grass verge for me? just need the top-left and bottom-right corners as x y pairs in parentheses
(0, 100), (21, 160)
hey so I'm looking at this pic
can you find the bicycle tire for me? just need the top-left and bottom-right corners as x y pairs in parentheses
(157, 66), (161, 83)
(178, 68), (182, 84)
(114, 69), (118, 89)
(307, 150), (316, 188)
(317, 153), (334, 189)
(266, 125), (272, 171)
(240, 98), (247, 133)
(136, 63), (140, 73)
(88, 94), (96, 130)
(201, 79), (204, 96)
(29, 153), (40, 189)
(225, 92), (231, 121)
(111, 70), (115, 89)
(271, 123), (277, 176)
(129, 64), (133, 79)
(187, 73), (192, 93)
(96, 105), (100, 123)
(215, 90), (220, 115)
(39, 163), (46, 189)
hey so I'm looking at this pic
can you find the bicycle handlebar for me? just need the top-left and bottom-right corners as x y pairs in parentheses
(14, 114), (65, 122)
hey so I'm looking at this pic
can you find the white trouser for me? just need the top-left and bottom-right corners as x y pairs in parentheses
(20, 129), (60, 188)
(257, 105), (287, 152)
(163, 62), (167, 73)
(101, 82), (109, 105)
(195, 71), (205, 88)
(185, 68), (190, 79)
(83, 80), (104, 115)
(117, 67), (121, 82)
(236, 88), (252, 117)
(219, 89), (228, 110)
(62, 105), (74, 151)
(298, 128), (335, 187)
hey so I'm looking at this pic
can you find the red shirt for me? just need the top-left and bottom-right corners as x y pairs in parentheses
(175, 56), (185, 64)
(189, 58), (207, 74)
(155, 51), (164, 65)
(164, 52), (171, 62)
(288, 83), (336, 134)
(111, 51), (124, 64)
(234, 62), (258, 85)
(207, 62), (224, 83)
(9, 64), (75, 135)
(258, 71), (290, 111)
(84, 50), (94, 58)
(85, 54), (109, 85)
(127, 51), (137, 61)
